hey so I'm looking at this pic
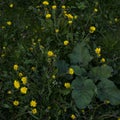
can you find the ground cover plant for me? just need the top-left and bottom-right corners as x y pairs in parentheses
(0, 0), (120, 120)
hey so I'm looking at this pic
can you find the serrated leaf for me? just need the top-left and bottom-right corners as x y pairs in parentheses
(72, 78), (96, 109)
(89, 65), (113, 81)
(69, 43), (92, 66)
(97, 79), (120, 105)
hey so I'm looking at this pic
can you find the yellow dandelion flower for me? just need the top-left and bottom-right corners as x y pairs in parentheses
(6, 21), (12, 26)
(61, 5), (66, 9)
(14, 80), (20, 89)
(89, 26), (96, 33)
(68, 20), (73, 24)
(18, 72), (23, 77)
(13, 64), (18, 71)
(55, 29), (59, 33)
(101, 58), (105, 63)
(30, 100), (37, 107)
(64, 40), (69, 46)
(31, 67), (36, 71)
(9, 3), (14, 8)
(52, 5), (57, 10)
(67, 14), (73, 19)
(95, 47), (101, 54)
(20, 87), (28, 94)
(32, 108), (37, 114)
(117, 117), (120, 120)
(47, 51), (54, 57)
(13, 100), (19, 106)
(64, 82), (71, 89)
(94, 8), (98, 12)
(68, 68), (74, 75)
(7, 90), (12, 94)
(70, 114), (76, 120)
(52, 75), (56, 79)
(42, 1), (49, 6)
(2, 26), (5, 29)
(21, 77), (27, 85)
(46, 13), (51, 19)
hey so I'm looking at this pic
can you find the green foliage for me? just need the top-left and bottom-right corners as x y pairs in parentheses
(97, 79), (120, 105)
(0, 0), (120, 120)
(72, 78), (96, 109)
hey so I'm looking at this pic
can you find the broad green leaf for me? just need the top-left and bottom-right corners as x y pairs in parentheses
(97, 79), (120, 105)
(56, 59), (69, 74)
(71, 65), (86, 76)
(89, 64), (113, 81)
(72, 78), (96, 109)
(69, 43), (92, 66)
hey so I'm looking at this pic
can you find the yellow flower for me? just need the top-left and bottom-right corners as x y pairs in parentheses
(94, 8), (98, 12)
(42, 1), (49, 5)
(31, 67), (36, 71)
(52, 5), (57, 10)
(74, 15), (78, 19)
(61, 5), (66, 9)
(13, 64), (18, 71)
(68, 20), (73, 24)
(20, 87), (28, 94)
(68, 68), (74, 75)
(14, 80), (20, 89)
(2, 26), (5, 29)
(104, 100), (110, 104)
(64, 82), (71, 88)
(7, 90), (12, 94)
(46, 13), (51, 19)
(30, 100), (37, 107)
(114, 18), (119, 22)
(18, 72), (23, 77)
(67, 14), (73, 19)
(21, 77), (27, 85)
(9, 3), (14, 8)
(13, 100), (19, 106)
(64, 40), (69, 46)
(118, 117), (120, 120)
(6, 21), (12, 26)
(95, 47), (101, 54)
(101, 58), (105, 63)
(55, 29), (59, 33)
(52, 75), (56, 79)
(70, 114), (76, 119)
(32, 108), (37, 114)
(89, 26), (96, 33)
(47, 51), (54, 57)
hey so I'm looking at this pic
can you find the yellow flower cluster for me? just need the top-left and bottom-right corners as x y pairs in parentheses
(30, 100), (37, 114)
(95, 47), (101, 57)
(21, 77), (27, 85)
